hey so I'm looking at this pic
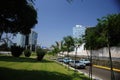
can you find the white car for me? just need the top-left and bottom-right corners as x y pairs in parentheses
(69, 60), (86, 69)
(79, 59), (91, 66)
(63, 57), (72, 64)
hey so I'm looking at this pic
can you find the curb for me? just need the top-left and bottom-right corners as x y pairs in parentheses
(93, 65), (120, 73)
(56, 61), (102, 80)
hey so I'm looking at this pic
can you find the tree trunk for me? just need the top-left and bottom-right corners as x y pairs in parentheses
(107, 33), (115, 80)
(67, 51), (69, 70)
(89, 49), (92, 80)
(107, 43), (115, 80)
(0, 34), (1, 40)
(75, 47), (78, 71)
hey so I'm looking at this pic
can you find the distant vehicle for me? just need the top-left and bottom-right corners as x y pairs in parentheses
(79, 59), (91, 66)
(69, 60), (86, 69)
(57, 57), (63, 62)
(63, 57), (72, 64)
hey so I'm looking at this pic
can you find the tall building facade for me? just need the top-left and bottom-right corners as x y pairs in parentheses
(73, 25), (86, 38)
(14, 30), (38, 51)
(15, 33), (26, 47)
(72, 25), (86, 56)
(29, 31), (38, 51)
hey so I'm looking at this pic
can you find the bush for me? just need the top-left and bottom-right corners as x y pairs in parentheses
(0, 44), (10, 51)
(24, 49), (31, 57)
(11, 45), (24, 57)
(36, 48), (46, 61)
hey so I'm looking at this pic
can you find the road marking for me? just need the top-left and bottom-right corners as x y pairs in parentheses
(93, 65), (120, 72)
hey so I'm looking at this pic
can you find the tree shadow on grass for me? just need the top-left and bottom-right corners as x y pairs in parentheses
(0, 67), (72, 80)
(71, 72), (90, 80)
(0, 56), (53, 63)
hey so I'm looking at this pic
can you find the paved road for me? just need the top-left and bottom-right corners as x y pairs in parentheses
(79, 66), (120, 80)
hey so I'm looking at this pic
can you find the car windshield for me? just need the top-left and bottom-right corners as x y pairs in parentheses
(75, 61), (79, 63)
(64, 58), (70, 60)
(85, 59), (89, 61)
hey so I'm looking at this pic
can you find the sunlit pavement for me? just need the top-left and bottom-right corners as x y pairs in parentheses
(56, 60), (120, 80)
(79, 66), (120, 80)
(77, 66), (103, 80)
(56, 61), (103, 80)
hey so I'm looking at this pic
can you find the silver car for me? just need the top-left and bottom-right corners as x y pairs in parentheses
(69, 60), (86, 69)
(79, 59), (91, 66)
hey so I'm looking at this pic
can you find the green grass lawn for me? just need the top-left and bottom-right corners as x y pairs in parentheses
(0, 55), (89, 80)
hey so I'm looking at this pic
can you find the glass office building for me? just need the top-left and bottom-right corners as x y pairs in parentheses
(14, 30), (38, 51)
(73, 25), (86, 38)
(29, 31), (38, 51)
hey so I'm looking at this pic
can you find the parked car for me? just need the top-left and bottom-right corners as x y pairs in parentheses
(63, 57), (72, 64)
(57, 57), (63, 62)
(69, 60), (86, 69)
(79, 59), (91, 66)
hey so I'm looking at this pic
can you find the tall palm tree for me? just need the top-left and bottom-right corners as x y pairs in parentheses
(96, 14), (118, 80)
(74, 37), (83, 69)
(55, 41), (62, 58)
(51, 41), (61, 56)
(59, 40), (64, 56)
(51, 45), (59, 56)
(63, 36), (75, 57)
(60, 40), (67, 62)
(63, 36), (75, 69)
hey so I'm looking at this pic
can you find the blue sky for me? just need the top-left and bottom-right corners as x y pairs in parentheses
(33, 0), (119, 47)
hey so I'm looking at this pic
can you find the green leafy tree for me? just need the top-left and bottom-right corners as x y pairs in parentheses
(84, 14), (120, 80)
(0, 0), (37, 39)
(62, 36), (75, 69)
(84, 27), (96, 79)
(63, 36), (75, 56)
(51, 44), (59, 56)
(67, 1), (120, 79)
(60, 40), (67, 57)
(84, 27), (96, 50)
(73, 37), (83, 69)
(95, 14), (120, 80)
(55, 41), (61, 53)
(71, 37), (84, 71)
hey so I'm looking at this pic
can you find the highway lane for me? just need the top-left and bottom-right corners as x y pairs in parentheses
(79, 66), (120, 80)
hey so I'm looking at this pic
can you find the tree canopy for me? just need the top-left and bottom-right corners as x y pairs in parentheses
(51, 41), (60, 55)
(63, 36), (75, 52)
(84, 14), (120, 50)
(0, 0), (37, 38)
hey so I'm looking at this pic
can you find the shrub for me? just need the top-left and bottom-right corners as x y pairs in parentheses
(0, 44), (10, 51)
(24, 49), (31, 57)
(36, 48), (46, 61)
(11, 45), (24, 57)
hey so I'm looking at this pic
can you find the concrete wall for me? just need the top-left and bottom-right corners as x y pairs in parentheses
(90, 47), (120, 58)
(63, 43), (120, 58)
